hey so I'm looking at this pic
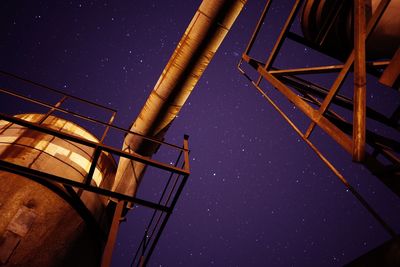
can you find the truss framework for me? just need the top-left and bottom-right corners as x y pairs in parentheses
(238, 0), (399, 241)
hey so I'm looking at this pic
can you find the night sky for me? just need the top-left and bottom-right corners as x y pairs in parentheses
(1, 1), (400, 266)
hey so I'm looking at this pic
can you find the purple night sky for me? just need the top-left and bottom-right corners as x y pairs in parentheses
(1, 0), (399, 266)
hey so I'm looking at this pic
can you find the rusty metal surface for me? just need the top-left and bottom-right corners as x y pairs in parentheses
(0, 231), (21, 264)
(238, 0), (398, 173)
(380, 48), (400, 89)
(114, 0), (246, 198)
(0, 113), (116, 221)
(237, 0), (400, 259)
(6, 206), (36, 237)
(0, 68), (191, 266)
(0, 172), (103, 267)
(300, 0), (400, 59)
(0, 206), (36, 265)
(353, 0), (367, 161)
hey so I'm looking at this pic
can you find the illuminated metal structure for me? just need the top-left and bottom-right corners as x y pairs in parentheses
(114, 0), (247, 199)
(238, 0), (399, 265)
(0, 71), (190, 267)
(0, 0), (246, 266)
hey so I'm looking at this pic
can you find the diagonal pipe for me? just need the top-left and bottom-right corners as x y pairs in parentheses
(113, 0), (247, 199)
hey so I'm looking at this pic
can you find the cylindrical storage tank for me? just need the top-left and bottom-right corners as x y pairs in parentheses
(301, 0), (400, 60)
(0, 114), (116, 267)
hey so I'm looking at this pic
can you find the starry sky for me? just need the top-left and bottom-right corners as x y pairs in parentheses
(1, 0), (400, 266)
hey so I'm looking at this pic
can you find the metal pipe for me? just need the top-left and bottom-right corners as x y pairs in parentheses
(113, 0), (247, 197)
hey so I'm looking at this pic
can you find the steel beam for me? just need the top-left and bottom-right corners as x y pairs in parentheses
(353, 0), (367, 161)
(101, 200), (125, 267)
(379, 48), (400, 89)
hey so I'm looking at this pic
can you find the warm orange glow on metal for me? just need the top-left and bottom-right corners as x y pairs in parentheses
(114, 0), (247, 197)
(379, 47), (400, 89)
(0, 114), (113, 189)
(353, 0), (367, 161)
(300, 0), (400, 59)
(248, 78), (396, 239)
(0, 113), (117, 266)
(0, 70), (192, 266)
(238, 0), (398, 178)
(237, 0), (399, 240)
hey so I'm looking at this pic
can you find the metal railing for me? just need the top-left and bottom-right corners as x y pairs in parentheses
(0, 70), (190, 267)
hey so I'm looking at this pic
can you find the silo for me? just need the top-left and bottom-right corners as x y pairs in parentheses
(301, 0), (400, 59)
(0, 113), (116, 267)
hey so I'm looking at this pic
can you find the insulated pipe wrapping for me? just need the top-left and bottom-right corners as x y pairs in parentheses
(113, 0), (246, 197)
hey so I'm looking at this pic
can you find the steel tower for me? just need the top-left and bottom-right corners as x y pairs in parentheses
(238, 0), (399, 265)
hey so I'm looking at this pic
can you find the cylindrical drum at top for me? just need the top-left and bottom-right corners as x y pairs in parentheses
(301, 0), (400, 60)
(0, 114), (116, 267)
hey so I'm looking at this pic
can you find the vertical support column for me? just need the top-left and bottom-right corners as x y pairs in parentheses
(183, 135), (190, 173)
(353, 0), (367, 161)
(101, 200), (125, 267)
